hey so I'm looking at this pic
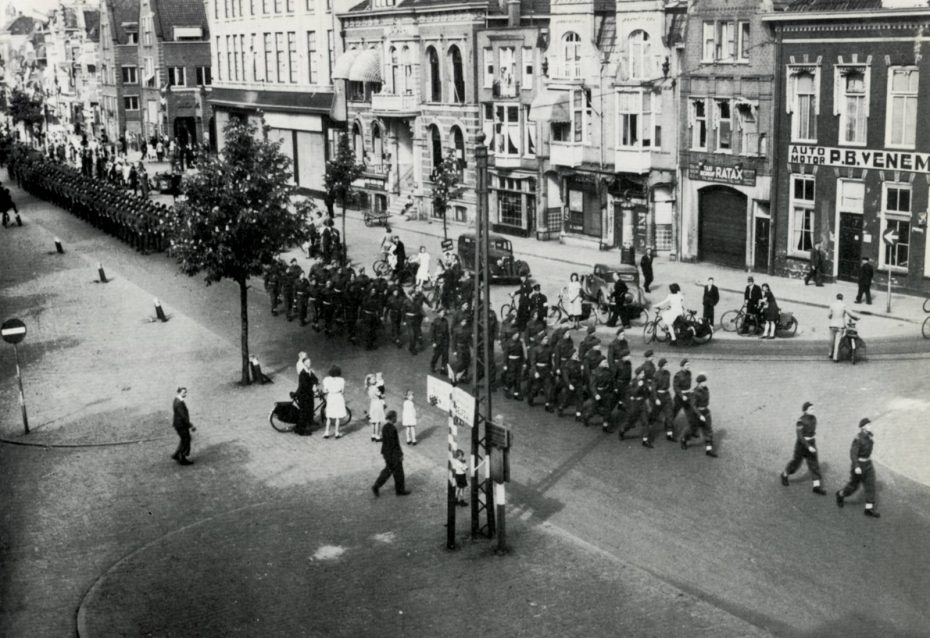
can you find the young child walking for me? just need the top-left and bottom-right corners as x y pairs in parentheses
(366, 374), (386, 442)
(452, 448), (468, 506)
(402, 390), (417, 445)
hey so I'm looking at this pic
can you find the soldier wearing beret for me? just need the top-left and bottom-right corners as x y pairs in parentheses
(836, 418), (880, 518)
(680, 373), (717, 457)
(780, 401), (826, 495)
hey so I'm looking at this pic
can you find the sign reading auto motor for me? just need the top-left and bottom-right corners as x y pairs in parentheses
(788, 144), (930, 173)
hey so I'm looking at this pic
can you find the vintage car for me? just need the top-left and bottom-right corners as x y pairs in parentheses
(580, 263), (648, 322)
(457, 232), (530, 283)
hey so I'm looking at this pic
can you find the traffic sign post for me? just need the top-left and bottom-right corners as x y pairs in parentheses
(1, 318), (30, 434)
(487, 418), (512, 555)
(883, 230), (898, 312)
(427, 374), (464, 551)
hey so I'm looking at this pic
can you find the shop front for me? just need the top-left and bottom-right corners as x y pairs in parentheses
(491, 171), (537, 237)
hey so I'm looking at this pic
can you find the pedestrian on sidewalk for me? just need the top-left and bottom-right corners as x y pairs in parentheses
(371, 410), (411, 497)
(295, 356), (318, 436)
(171, 387), (196, 465)
(322, 366), (348, 439)
(855, 257), (874, 305)
(804, 241), (825, 286)
(640, 247), (655, 293)
(702, 277), (720, 326)
(743, 276), (763, 334)
(567, 273), (583, 329)
(760, 283), (779, 339)
(828, 293), (859, 361)
(402, 390), (418, 445)
(366, 374), (386, 442)
(452, 449), (468, 506)
(836, 418), (880, 518)
(780, 401), (826, 495)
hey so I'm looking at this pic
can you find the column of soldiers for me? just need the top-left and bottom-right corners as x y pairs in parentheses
(7, 144), (169, 255)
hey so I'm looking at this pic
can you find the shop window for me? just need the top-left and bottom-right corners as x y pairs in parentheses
(887, 67), (917, 148)
(789, 175), (815, 257)
(690, 98), (707, 150)
(499, 189), (522, 226)
(881, 183), (910, 271)
(788, 67), (819, 142)
(838, 67), (868, 145)
(715, 100), (731, 152)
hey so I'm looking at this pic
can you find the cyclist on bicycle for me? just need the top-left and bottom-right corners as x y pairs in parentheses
(828, 293), (859, 361)
(655, 283), (686, 343)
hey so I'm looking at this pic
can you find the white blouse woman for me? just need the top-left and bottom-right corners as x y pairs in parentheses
(322, 365), (348, 439)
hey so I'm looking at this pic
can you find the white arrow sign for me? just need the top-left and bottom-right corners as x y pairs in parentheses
(884, 229), (899, 245)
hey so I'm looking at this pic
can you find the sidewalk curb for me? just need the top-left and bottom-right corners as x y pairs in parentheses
(0, 436), (169, 449)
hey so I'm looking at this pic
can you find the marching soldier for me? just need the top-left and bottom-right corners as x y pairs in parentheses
(502, 332), (525, 400)
(680, 374), (717, 457)
(318, 279), (336, 335)
(430, 309), (450, 372)
(306, 276), (321, 330)
(531, 283), (548, 323)
(452, 318), (471, 374)
(671, 359), (693, 439)
(606, 328), (630, 381)
(780, 401), (827, 495)
(578, 325), (599, 362)
(264, 260), (286, 316)
(386, 288), (405, 347)
(513, 274), (533, 331)
(552, 328), (574, 379)
(620, 365), (651, 443)
(557, 350), (584, 420)
(361, 286), (382, 350)
(650, 358), (672, 445)
(584, 359), (614, 428)
(282, 259), (301, 321)
(295, 276), (311, 326)
(836, 418), (880, 518)
(499, 309), (519, 346)
(582, 342), (604, 386)
(527, 334), (554, 411)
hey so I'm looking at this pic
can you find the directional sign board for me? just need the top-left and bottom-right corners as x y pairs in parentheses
(1, 318), (26, 345)
(884, 229), (899, 245)
(426, 375), (475, 426)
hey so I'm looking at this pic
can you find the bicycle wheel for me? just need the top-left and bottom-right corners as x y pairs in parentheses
(782, 317), (798, 337)
(643, 320), (656, 344)
(923, 316), (930, 339)
(372, 259), (391, 276)
(924, 297), (930, 313)
(853, 338), (866, 364)
(654, 318), (670, 342)
(500, 303), (513, 320)
(720, 310), (740, 332)
(269, 407), (295, 433)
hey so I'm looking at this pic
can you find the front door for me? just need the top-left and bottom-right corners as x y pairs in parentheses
(698, 186), (748, 268)
(838, 213), (863, 281)
(754, 217), (770, 272)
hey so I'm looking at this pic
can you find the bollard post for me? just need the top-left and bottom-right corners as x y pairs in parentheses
(97, 263), (108, 283)
(54, 238), (64, 254)
(13, 344), (29, 435)
(154, 298), (168, 322)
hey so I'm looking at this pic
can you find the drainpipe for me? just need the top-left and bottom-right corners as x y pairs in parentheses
(768, 21), (783, 276)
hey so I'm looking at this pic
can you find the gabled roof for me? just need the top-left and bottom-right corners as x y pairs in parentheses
(105, 0), (141, 44)
(783, 0), (881, 10)
(348, 0), (488, 12)
(83, 10), (100, 42)
(3, 15), (37, 35)
(151, 0), (209, 40)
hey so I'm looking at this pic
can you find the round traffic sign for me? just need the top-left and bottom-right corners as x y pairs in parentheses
(1, 318), (27, 344)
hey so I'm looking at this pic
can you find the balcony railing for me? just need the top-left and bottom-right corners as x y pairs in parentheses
(370, 92), (419, 114)
(549, 141), (584, 167)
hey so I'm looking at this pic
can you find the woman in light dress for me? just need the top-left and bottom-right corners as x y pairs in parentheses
(567, 272), (583, 329)
(415, 245), (431, 288)
(366, 374), (386, 442)
(322, 365), (348, 439)
(655, 283), (685, 343)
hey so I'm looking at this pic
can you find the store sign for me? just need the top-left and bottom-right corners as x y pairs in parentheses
(788, 144), (930, 173)
(688, 162), (756, 187)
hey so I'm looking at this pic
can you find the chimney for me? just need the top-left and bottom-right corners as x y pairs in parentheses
(507, 0), (520, 27)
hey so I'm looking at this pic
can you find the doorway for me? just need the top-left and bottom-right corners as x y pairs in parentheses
(754, 217), (770, 272)
(698, 186), (748, 268)
(837, 213), (862, 281)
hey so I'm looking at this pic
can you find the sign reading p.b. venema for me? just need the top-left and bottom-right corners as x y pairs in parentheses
(789, 144), (930, 173)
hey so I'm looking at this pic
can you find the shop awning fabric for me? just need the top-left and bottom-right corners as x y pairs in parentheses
(331, 49), (359, 80)
(529, 88), (570, 123)
(348, 49), (382, 83)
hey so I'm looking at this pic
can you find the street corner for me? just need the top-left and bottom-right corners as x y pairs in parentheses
(870, 394), (930, 488)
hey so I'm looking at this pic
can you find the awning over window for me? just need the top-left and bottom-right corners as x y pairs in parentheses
(529, 88), (570, 123)
(331, 49), (359, 80)
(348, 49), (382, 83)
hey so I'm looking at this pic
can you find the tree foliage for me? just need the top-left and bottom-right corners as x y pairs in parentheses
(7, 88), (44, 128)
(430, 149), (464, 239)
(323, 132), (364, 218)
(165, 117), (313, 384)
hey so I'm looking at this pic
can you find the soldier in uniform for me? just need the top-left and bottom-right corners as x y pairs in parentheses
(584, 359), (615, 428)
(306, 276), (321, 330)
(582, 342), (604, 388)
(526, 334), (554, 411)
(295, 276), (311, 326)
(502, 332), (525, 400)
(361, 286), (382, 350)
(531, 283), (548, 323)
(264, 260), (286, 316)
(402, 293), (424, 354)
(606, 328), (630, 381)
(452, 318), (472, 377)
(282, 259), (301, 321)
(578, 325), (600, 362)
(836, 418), (880, 518)
(499, 309), (519, 346)
(671, 359), (693, 439)
(318, 279), (336, 335)
(680, 374), (717, 457)
(780, 401), (827, 495)
(650, 358), (673, 446)
(557, 350), (584, 420)
(552, 329), (574, 379)
(620, 365), (652, 442)
(386, 288), (404, 347)
(513, 274), (533, 331)
(430, 309), (451, 373)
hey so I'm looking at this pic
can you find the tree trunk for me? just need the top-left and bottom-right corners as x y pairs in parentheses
(442, 206), (448, 241)
(239, 278), (251, 385)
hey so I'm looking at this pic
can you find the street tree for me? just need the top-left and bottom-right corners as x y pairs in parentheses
(165, 117), (313, 385)
(7, 88), (44, 139)
(323, 133), (364, 263)
(430, 148), (464, 241)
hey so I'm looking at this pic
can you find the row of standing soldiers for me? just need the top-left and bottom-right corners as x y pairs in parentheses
(497, 319), (716, 456)
(8, 145), (171, 254)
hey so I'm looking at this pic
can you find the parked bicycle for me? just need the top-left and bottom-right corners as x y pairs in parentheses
(547, 286), (609, 326)
(270, 390), (352, 432)
(836, 319), (866, 364)
(644, 308), (713, 345)
(721, 303), (798, 337)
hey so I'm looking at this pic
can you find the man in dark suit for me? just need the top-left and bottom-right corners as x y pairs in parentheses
(392, 236), (406, 280)
(743, 276), (762, 332)
(804, 241), (825, 286)
(606, 272), (629, 328)
(855, 257), (874, 305)
(372, 410), (411, 496)
(640, 248), (654, 292)
(702, 277), (720, 325)
(171, 387), (195, 465)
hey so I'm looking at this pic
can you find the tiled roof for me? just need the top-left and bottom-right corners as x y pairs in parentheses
(783, 0), (881, 11)
(83, 10), (101, 42)
(3, 15), (37, 35)
(152, 0), (209, 39)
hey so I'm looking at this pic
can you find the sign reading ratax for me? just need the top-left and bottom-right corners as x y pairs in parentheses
(788, 144), (930, 174)
(688, 162), (757, 187)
